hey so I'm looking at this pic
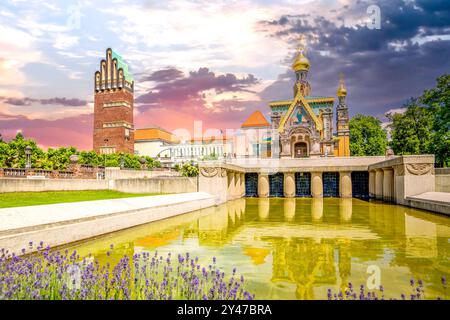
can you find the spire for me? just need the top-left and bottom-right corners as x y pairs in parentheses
(337, 73), (347, 97)
(292, 35), (310, 72)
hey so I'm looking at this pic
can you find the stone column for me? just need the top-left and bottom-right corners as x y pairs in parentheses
(234, 173), (241, 199)
(369, 170), (376, 198)
(382, 168), (394, 202)
(258, 173), (269, 198)
(339, 171), (352, 198)
(311, 172), (323, 198)
(227, 172), (236, 201)
(240, 173), (245, 197)
(283, 172), (296, 198)
(375, 169), (384, 200)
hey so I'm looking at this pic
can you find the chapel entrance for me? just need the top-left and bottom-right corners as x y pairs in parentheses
(294, 142), (308, 158)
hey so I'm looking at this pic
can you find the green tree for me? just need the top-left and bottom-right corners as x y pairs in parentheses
(349, 114), (388, 156)
(421, 74), (450, 167)
(180, 161), (199, 177)
(387, 99), (434, 156)
(2, 132), (44, 168)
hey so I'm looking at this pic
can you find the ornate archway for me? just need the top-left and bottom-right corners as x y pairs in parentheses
(288, 126), (311, 158)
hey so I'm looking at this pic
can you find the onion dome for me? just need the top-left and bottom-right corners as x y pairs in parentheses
(337, 74), (347, 97)
(292, 50), (310, 72)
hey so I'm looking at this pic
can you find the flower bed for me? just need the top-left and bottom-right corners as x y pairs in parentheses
(0, 243), (254, 300)
(327, 278), (448, 300)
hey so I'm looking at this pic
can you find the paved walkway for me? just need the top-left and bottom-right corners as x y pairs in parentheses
(406, 192), (450, 215)
(0, 192), (213, 233)
(407, 192), (450, 203)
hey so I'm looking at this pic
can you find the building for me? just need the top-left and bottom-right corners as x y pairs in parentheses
(93, 48), (135, 154)
(269, 44), (350, 158)
(170, 136), (233, 163)
(134, 126), (179, 160)
(234, 110), (272, 158)
(135, 126), (232, 165)
(92, 46), (349, 159)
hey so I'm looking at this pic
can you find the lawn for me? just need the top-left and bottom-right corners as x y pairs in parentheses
(0, 190), (161, 208)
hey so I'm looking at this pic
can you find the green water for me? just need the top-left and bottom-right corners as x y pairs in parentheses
(66, 198), (450, 300)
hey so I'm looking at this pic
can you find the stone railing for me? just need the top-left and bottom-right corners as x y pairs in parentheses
(0, 165), (105, 180)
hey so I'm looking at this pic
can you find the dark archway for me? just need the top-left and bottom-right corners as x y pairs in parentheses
(269, 173), (284, 197)
(245, 173), (258, 197)
(295, 172), (311, 197)
(323, 172), (339, 197)
(351, 171), (369, 198)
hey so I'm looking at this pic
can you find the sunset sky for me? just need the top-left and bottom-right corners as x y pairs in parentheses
(0, 0), (449, 149)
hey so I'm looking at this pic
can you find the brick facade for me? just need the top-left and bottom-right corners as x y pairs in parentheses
(93, 90), (134, 154)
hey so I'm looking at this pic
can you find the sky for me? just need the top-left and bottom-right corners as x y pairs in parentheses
(0, 0), (449, 149)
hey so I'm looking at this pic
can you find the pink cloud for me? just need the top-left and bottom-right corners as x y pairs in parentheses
(0, 112), (93, 150)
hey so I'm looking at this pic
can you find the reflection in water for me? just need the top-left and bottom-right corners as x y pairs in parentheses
(284, 199), (296, 222)
(258, 198), (270, 221)
(340, 198), (352, 222)
(64, 198), (450, 300)
(311, 198), (323, 221)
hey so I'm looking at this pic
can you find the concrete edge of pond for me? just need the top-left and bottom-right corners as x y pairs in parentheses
(406, 192), (450, 216)
(0, 192), (216, 255)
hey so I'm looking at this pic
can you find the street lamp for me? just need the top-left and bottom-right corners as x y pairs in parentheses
(25, 146), (32, 169)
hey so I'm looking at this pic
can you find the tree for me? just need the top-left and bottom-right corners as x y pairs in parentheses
(387, 99), (434, 156)
(349, 114), (388, 156)
(421, 74), (450, 167)
(180, 161), (199, 177)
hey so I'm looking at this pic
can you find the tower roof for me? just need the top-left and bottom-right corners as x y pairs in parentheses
(135, 127), (179, 143)
(292, 36), (310, 72)
(337, 73), (347, 97)
(111, 49), (134, 83)
(241, 110), (270, 128)
(292, 50), (310, 72)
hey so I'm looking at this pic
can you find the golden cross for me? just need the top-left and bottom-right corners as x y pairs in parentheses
(297, 35), (307, 55)
(339, 72), (345, 85)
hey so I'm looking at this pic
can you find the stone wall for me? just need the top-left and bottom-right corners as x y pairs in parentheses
(436, 168), (450, 193)
(112, 177), (197, 194)
(0, 179), (109, 193)
(104, 167), (180, 180)
(198, 167), (230, 205)
(0, 176), (196, 194)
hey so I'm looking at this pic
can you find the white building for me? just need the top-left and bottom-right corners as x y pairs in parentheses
(134, 126), (233, 165)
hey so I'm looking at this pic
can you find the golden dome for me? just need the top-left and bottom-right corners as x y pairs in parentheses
(337, 74), (347, 97)
(292, 50), (310, 72)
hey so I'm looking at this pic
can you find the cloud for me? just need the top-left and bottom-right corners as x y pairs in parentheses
(136, 67), (259, 112)
(53, 34), (79, 50)
(0, 96), (88, 107)
(0, 112), (93, 150)
(256, 0), (450, 117)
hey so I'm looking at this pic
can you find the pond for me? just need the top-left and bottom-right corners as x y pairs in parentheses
(65, 198), (450, 300)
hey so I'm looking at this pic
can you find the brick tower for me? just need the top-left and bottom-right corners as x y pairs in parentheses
(93, 48), (134, 154)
